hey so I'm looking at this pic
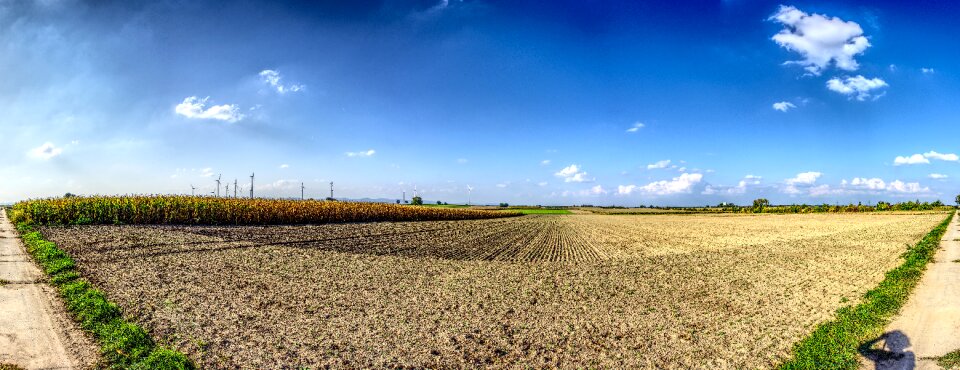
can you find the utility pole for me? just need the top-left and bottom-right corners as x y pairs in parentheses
(329, 182), (334, 199)
(250, 173), (255, 198)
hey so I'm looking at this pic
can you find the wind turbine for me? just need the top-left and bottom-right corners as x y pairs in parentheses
(190, 184), (195, 196)
(234, 179), (238, 198)
(466, 185), (473, 205)
(224, 182), (229, 197)
(250, 173), (255, 198)
(301, 182), (305, 200)
(215, 174), (222, 197)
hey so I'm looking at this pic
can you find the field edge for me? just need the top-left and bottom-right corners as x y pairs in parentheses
(777, 211), (955, 369)
(6, 209), (195, 370)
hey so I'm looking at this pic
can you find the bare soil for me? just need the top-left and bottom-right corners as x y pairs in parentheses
(40, 213), (945, 369)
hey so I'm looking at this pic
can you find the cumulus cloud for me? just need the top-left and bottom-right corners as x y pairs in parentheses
(773, 101), (796, 112)
(617, 184), (638, 195)
(847, 177), (886, 190)
(887, 180), (929, 194)
(923, 151), (959, 162)
(279, 164), (289, 169)
(540, 160), (551, 166)
(555, 164), (591, 183)
(646, 160), (671, 170)
(346, 149), (376, 157)
(921, 68), (935, 74)
(838, 177), (931, 195)
(786, 171), (822, 185)
(783, 171), (822, 194)
(700, 175), (762, 195)
(28, 142), (63, 160)
(826, 76), (888, 101)
(626, 122), (645, 133)
(928, 173), (948, 180)
(175, 96), (244, 123)
(770, 5), (870, 75)
(638, 173), (703, 195)
(589, 185), (607, 195)
(259, 70), (305, 94)
(893, 154), (929, 165)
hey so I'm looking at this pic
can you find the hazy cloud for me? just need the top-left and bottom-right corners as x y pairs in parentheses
(28, 142), (63, 160)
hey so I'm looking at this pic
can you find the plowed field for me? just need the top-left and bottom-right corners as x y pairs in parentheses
(40, 212), (947, 368)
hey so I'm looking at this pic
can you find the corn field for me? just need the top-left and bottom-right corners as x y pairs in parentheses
(10, 196), (519, 226)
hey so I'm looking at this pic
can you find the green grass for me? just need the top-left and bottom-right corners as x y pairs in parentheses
(10, 213), (193, 369)
(0, 364), (27, 370)
(504, 208), (572, 215)
(937, 349), (960, 369)
(778, 212), (953, 369)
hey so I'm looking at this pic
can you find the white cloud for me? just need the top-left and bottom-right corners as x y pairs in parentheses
(638, 173), (703, 195)
(893, 154), (929, 165)
(28, 142), (63, 160)
(786, 171), (821, 185)
(175, 96), (244, 123)
(783, 171), (822, 195)
(826, 76), (888, 101)
(496, 183), (508, 188)
(589, 185), (607, 195)
(457, 158), (468, 164)
(701, 175), (762, 195)
(617, 184), (638, 195)
(279, 164), (289, 169)
(646, 159), (671, 170)
(537, 181), (548, 187)
(555, 164), (591, 183)
(259, 69), (305, 94)
(200, 168), (214, 177)
(929, 173), (948, 180)
(626, 122), (645, 133)
(923, 151), (959, 162)
(770, 5), (870, 75)
(848, 177), (886, 190)
(887, 180), (929, 194)
(346, 149), (376, 157)
(921, 68), (935, 74)
(772, 101), (796, 112)
(540, 160), (551, 166)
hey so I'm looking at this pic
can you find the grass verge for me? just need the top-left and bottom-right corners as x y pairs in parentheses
(778, 212), (954, 369)
(10, 214), (193, 369)
(505, 208), (572, 215)
(937, 349), (960, 369)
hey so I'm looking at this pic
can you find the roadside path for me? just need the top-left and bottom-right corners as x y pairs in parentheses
(0, 210), (92, 369)
(860, 211), (960, 370)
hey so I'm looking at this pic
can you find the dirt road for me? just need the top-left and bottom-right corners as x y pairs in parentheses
(860, 212), (960, 370)
(0, 210), (96, 369)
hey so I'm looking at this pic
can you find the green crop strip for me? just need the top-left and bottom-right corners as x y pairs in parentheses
(10, 213), (193, 369)
(778, 212), (954, 369)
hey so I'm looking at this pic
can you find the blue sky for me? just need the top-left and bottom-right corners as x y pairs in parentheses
(1, 0), (958, 206)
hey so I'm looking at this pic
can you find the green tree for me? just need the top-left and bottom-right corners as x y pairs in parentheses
(436, 200), (442, 205)
(411, 196), (423, 205)
(752, 198), (769, 212)
(955, 194), (960, 207)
